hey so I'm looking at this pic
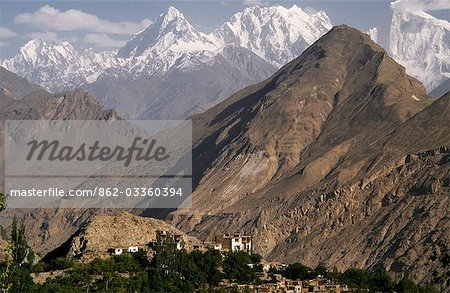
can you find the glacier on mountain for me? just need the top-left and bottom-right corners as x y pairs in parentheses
(368, 0), (450, 91)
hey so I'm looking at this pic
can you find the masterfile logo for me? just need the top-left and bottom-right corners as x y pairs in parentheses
(5, 120), (192, 209)
(26, 137), (170, 167)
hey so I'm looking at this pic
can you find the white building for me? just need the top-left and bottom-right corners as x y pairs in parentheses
(127, 246), (139, 253)
(214, 233), (252, 253)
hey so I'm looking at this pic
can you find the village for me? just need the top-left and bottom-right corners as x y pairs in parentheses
(105, 230), (351, 293)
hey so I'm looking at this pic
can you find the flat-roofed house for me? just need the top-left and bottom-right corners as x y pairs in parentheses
(214, 233), (252, 253)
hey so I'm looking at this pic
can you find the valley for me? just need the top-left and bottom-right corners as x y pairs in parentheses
(0, 1), (449, 292)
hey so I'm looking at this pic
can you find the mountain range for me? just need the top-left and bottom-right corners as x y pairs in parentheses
(1, 5), (332, 119)
(1, 24), (447, 285)
(2, 3), (448, 119)
(0, 64), (121, 253)
(0, 2), (449, 286)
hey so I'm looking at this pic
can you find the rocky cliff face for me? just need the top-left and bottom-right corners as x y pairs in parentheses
(167, 25), (449, 282)
(0, 66), (120, 259)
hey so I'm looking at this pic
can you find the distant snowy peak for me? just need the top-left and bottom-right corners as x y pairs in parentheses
(8, 39), (78, 68)
(212, 5), (332, 67)
(118, 5), (332, 66)
(117, 6), (216, 58)
(1, 39), (115, 91)
(2, 5), (334, 91)
(369, 1), (450, 91)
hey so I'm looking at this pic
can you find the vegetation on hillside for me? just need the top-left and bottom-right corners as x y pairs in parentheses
(0, 214), (444, 292)
(0, 193), (5, 212)
(0, 216), (35, 293)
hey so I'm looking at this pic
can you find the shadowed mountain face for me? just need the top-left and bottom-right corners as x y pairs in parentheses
(0, 66), (120, 258)
(0, 66), (119, 121)
(168, 25), (449, 282)
(430, 78), (450, 98)
(0, 66), (47, 107)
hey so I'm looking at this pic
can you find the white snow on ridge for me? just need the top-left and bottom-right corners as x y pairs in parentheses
(12, 3), (450, 94)
(1, 5), (333, 92)
(211, 5), (332, 67)
(3, 3), (447, 93)
(368, 0), (450, 91)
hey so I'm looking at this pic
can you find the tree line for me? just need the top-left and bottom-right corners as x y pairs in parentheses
(0, 196), (447, 292)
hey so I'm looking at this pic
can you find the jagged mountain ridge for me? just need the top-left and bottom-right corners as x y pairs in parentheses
(1, 40), (116, 92)
(2, 5), (332, 83)
(117, 6), (217, 59)
(0, 25), (448, 284)
(1, 5), (332, 119)
(0, 67), (120, 254)
(0, 65), (120, 189)
(211, 5), (332, 67)
(2, 2), (448, 104)
(85, 44), (276, 119)
(166, 25), (449, 283)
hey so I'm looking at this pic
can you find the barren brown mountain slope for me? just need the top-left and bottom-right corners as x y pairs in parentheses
(0, 66), (121, 258)
(0, 25), (448, 284)
(168, 25), (449, 281)
(0, 66), (46, 103)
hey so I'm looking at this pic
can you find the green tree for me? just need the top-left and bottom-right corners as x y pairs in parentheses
(0, 193), (5, 212)
(314, 263), (328, 277)
(47, 257), (75, 271)
(0, 226), (7, 240)
(223, 251), (257, 283)
(282, 263), (311, 280)
(397, 273), (419, 293)
(193, 250), (223, 286)
(339, 268), (371, 289)
(1, 216), (35, 293)
(371, 269), (395, 292)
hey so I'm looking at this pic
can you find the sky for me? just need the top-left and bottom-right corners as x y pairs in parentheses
(0, 0), (449, 58)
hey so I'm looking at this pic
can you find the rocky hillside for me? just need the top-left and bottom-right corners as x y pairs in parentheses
(0, 66), (119, 121)
(167, 25), (449, 282)
(1, 25), (448, 285)
(0, 67), (120, 258)
(44, 212), (201, 262)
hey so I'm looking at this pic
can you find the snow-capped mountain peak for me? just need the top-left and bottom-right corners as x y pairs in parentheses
(164, 5), (185, 21)
(117, 6), (216, 59)
(369, 0), (450, 91)
(2, 4), (334, 91)
(16, 39), (78, 67)
(211, 5), (332, 67)
(1, 39), (115, 91)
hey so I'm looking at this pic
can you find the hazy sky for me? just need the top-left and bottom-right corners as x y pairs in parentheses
(0, 0), (449, 58)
